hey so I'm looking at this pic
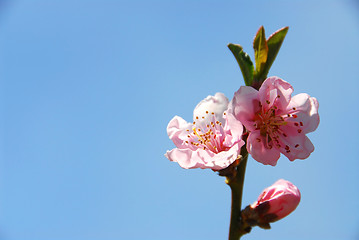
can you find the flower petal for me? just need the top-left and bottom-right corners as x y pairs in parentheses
(228, 86), (259, 131)
(259, 77), (293, 110)
(247, 131), (281, 166)
(165, 148), (206, 169)
(193, 92), (229, 125)
(286, 93), (319, 134)
(224, 112), (244, 142)
(165, 144), (242, 171)
(201, 141), (243, 170)
(277, 130), (315, 161)
(167, 116), (193, 149)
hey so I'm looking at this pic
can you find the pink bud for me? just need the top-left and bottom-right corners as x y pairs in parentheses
(251, 179), (301, 222)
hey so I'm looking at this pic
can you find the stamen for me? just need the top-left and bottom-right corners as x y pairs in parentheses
(184, 109), (229, 154)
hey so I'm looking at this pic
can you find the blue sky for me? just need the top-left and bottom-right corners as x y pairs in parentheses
(0, 0), (358, 240)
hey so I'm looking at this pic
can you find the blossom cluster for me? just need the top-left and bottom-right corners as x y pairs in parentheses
(165, 76), (319, 169)
(164, 27), (319, 236)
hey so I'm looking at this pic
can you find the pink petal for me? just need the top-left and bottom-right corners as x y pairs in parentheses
(277, 127), (315, 161)
(165, 148), (207, 169)
(167, 116), (193, 149)
(247, 131), (281, 166)
(165, 143), (242, 170)
(224, 113), (244, 141)
(193, 92), (229, 125)
(228, 86), (259, 131)
(199, 142), (243, 170)
(286, 93), (319, 134)
(259, 77), (293, 110)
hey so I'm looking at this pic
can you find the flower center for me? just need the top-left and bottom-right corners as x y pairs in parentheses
(253, 98), (301, 150)
(255, 106), (287, 137)
(184, 111), (229, 153)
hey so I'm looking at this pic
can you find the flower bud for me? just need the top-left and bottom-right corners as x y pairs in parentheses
(252, 179), (300, 222)
(241, 179), (300, 229)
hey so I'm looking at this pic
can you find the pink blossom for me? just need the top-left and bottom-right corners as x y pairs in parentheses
(165, 93), (245, 170)
(228, 76), (319, 165)
(251, 179), (301, 222)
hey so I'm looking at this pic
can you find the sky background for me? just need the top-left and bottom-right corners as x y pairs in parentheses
(0, 0), (358, 240)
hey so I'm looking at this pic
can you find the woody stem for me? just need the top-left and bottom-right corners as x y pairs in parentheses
(227, 145), (248, 240)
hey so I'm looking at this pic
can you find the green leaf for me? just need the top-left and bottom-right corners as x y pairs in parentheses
(228, 43), (254, 86)
(259, 26), (289, 81)
(253, 26), (268, 75)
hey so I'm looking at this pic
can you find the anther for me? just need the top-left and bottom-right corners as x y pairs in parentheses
(295, 144), (299, 148)
(266, 100), (270, 104)
(297, 129), (302, 133)
(292, 107), (296, 110)
(300, 122), (303, 126)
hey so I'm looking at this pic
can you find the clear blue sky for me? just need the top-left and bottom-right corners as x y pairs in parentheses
(0, 1), (358, 240)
